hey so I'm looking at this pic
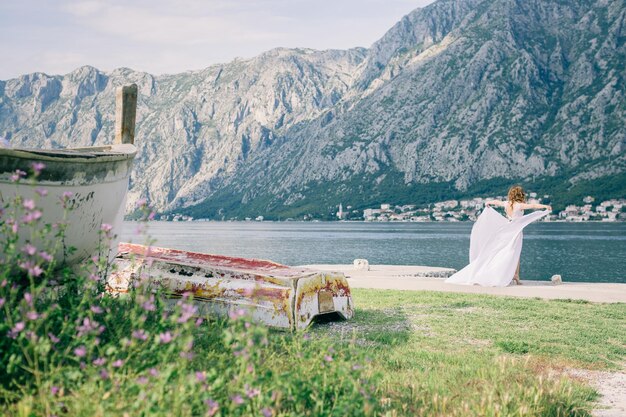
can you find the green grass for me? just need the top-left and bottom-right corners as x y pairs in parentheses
(306, 289), (626, 416)
(343, 290), (625, 366)
(4, 285), (624, 416)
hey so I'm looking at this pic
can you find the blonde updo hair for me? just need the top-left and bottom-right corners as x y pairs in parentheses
(508, 185), (526, 208)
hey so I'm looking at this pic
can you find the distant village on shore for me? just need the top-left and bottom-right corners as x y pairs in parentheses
(356, 195), (626, 223)
(162, 194), (626, 222)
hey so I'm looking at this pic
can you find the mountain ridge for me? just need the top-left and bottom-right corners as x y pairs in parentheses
(1, 0), (624, 218)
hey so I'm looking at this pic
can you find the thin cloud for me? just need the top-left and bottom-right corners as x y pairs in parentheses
(0, 0), (436, 79)
(62, 1), (285, 45)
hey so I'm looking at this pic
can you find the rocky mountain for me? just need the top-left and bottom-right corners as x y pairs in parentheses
(1, 0), (625, 219)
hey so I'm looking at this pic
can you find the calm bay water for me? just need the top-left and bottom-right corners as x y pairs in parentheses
(121, 221), (626, 284)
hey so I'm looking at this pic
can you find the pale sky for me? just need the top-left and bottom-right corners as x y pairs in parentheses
(0, 0), (436, 80)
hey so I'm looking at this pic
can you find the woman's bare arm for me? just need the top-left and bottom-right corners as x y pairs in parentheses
(485, 200), (506, 207)
(516, 203), (552, 211)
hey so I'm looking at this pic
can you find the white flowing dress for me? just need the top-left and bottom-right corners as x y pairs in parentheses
(445, 204), (549, 287)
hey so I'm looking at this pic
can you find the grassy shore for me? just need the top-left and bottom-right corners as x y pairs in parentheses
(4, 286), (624, 416)
(310, 289), (626, 416)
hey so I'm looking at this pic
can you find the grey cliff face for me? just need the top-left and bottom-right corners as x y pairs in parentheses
(1, 0), (624, 217)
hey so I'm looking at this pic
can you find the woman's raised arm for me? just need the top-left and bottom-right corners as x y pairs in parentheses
(517, 203), (552, 211)
(485, 199), (506, 207)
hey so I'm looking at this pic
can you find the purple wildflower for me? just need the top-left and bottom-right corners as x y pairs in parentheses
(31, 265), (44, 277)
(245, 385), (260, 398)
(22, 244), (37, 256)
(99, 369), (109, 380)
(324, 355), (333, 362)
(23, 199), (36, 210)
(158, 332), (173, 344)
(8, 322), (25, 339)
(60, 192), (73, 208)
(0, 298), (4, 308)
(136, 198), (147, 208)
(228, 308), (246, 320)
(26, 311), (39, 321)
(180, 351), (195, 360)
(141, 295), (156, 312)
(90, 305), (103, 314)
(136, 376), (149, 385)
(19, 262), (43, 277)
(35, 188), (48, 197)
(112, 359), (124, 368)
(39, 251), (53, 262)
(195, 317), (203, 327)
(73, 346), (86, 358)
(48, 333), (60, 344)
(50, 386), (60, 396)
(177, 302), (197, 324)
(24, 292), (33, 304)
(10, 169), (26, 182)
(261, 407), (273, 417)
(205, 399), (219, 417)
(195, 371), (206, 383)
(76, 317), (104, 337)
(149, 368), (159, 377)
(100, 223), (113, 233)
(93, 357), (106, 366)
(31, 162), (45, 175)
(132, 329), (148, 341)
(231, 395), (244, 406)
(21, 210), (42, 224)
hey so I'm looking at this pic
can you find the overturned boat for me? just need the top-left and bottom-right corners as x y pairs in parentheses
(0, 85), (138, 265)
(108, 243), (354, 330)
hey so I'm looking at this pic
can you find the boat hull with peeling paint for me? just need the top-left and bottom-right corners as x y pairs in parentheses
(0, 144), (136, 265)
(108, 243), (354, 330)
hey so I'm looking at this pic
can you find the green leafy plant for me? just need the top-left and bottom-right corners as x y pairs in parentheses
(0, 165), (380, 416)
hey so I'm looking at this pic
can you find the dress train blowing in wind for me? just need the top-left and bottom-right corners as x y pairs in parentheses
(445, 186), (552, 287)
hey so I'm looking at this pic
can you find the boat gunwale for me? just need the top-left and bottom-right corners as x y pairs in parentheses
(117, 243), (321, 280)
(0, 144), (137, 164)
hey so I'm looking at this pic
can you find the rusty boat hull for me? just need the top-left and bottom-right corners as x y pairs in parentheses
(108, 243), (354, 330)
(0, 144), (136, 265)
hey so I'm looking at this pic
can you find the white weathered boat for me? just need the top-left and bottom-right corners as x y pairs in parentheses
(0, 85), (138, 265)
(108, 243), (354, 330)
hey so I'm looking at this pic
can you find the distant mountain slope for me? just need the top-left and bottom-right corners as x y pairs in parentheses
(1, 0), (624, 218)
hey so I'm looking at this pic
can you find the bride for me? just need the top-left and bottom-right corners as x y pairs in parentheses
(445, 186), (551, 287)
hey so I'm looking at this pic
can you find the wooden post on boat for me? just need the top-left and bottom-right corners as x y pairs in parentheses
(115, 84), (138, 145)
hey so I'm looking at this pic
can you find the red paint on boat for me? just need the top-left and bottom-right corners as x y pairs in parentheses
(118, 242), (292, 272)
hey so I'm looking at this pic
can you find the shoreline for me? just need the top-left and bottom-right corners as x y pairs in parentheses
(138, 219), (626, 223)
(300, 264), (626, 303)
